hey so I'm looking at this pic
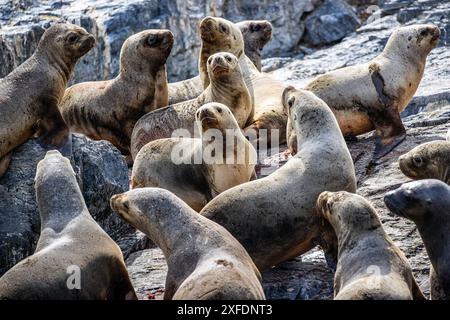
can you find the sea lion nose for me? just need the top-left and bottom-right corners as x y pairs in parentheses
(214, 56), (223, 64)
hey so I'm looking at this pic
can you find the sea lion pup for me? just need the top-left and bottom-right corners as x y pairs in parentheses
(131, 103), (257, 211)
(200, 87), (357, 271)
(0, 150), (137, 300)
(196, 17), (287, 147)
(130, 52), (252, 158)
(236, 20), (272, 72)
(0, 23), (95, 178)
(295, 24), (441, 159)
(110, 188), (266, 300)
(167, 20), (272, 105)
(385, 179), (450, 300)
(398, 140), (450, 184)
(317, 191), (425, 300)
(59, 29), (174, 161)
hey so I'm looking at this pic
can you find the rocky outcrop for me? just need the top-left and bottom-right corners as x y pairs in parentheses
(0, 0), (360, 82)
(0, 134), (144, 276)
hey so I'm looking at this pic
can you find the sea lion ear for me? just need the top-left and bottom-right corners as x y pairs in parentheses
(282, 86), (297, 110)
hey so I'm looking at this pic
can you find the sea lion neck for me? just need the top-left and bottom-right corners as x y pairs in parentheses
(35, 169), (89, 233)
(34, 49), (73, 84)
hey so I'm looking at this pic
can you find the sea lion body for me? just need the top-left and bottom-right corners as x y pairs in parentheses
(0, 23), (95, 177)
(291, 24), (441, 158)
(132, 103), (256, 211)
(110, 188), (265, 300)
(130, 52), (252, 158)
(167, 20), (272, 105)
(0, 151), (136, 300)
(317, 191), (425, 300)
(200, 88), (356, 271)
(385, 179), (450, 300)
(59, 29), (174, 158)
(399, 140), (450, 184)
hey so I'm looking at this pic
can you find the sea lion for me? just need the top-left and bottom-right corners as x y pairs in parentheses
(398, 140), (450, 184)
(131, 103), (257, 211)
(196, 17), (288, 148)
(110, 187), (266, 300)
(317, 191), (425, 300)
(236, 20), (272, 72)
(0, 23), (95, 178)
(200, 87), (357, 271)
(130, 52), (252, 159)
(59, 29), (174, 161)
(0, 150), (137, 300)
(167, 20), (272, 106)
(294, 24), (441, 159)
(385, 179), (450, 300)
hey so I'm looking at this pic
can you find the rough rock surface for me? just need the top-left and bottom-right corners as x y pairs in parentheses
(0, 134), (145, 276)
(0, 0), (361, 82)
(126, 0), (450, 300)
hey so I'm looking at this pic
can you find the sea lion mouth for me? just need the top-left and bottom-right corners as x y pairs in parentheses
(212, 65), (229, 75)
(384, 192), (406, 218)
(78, 35), (95, 54)
(200, 116), (219, 127)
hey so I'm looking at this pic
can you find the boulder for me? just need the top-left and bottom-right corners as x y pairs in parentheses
(0, 134), (144, 276)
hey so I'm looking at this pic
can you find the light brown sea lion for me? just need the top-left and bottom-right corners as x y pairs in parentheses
(385, 179), (450, 300)
(110, 187), (266, 300)
(130, 52), (252, 159)
(167, 20), (272, 106)
(200, 87), (357, 271)
(131, 103), (257, 211)
(59, 29), (174, 161)
(399, 140), (450, 184)
(196, 17), (287, 148)
(317, 191), (425, 300)
(0, 150), (137, 300)
(0, 23), (95, 178)
(297, 24), (440, 159)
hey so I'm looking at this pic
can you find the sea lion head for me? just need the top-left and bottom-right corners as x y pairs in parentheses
(199, 16), (244, 58)
(386, 24), (441, 58)
(35, 150), (84, 217)
(237, 20), (272, 51)
(399, 140), (450, 182)
(318, 191), (382, 234)
(384, 179), (450, 223)
(206, 52), (241, 82)
(37, 23), (95, 62)
(111, 188), (190, 240)
(195, 103), (239, 133)
(120, 29), (174, 71)
(282, 86), (338, 146)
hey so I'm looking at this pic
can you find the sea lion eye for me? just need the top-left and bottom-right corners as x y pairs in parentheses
(216, 107), (222, 113)
(67, 33), (79, 43)
(225, 55), (232, 62)
(219, 24), (227, 33)
(288, 97), (295, 108)
(250, 24), (261, 32)
(208, 57), (213, 64)
(147, 35), (158, 46)
(420, 29), (428, 36)
(413, 155), (423, 167)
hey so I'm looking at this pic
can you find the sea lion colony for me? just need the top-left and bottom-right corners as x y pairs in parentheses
(0, 16), (448, 300)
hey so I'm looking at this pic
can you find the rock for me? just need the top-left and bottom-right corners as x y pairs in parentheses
(0, 0), (358, 83)
(0, 134), (142, 276)
(303, 0), (361, 46)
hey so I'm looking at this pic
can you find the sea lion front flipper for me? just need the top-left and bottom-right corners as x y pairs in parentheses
(0, 153), (12, 178)
(371, 106), (406, 160)
(36, 100), (71, 151)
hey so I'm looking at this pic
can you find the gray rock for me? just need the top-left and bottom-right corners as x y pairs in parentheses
(0, 0), (358, 83)
(303, 0), (361, 46)
(0, 134), (141, 276)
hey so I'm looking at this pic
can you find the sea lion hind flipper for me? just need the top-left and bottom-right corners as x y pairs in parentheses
(371, 106), (406, 160)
